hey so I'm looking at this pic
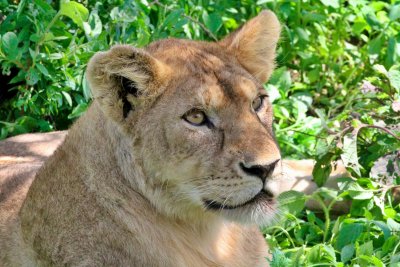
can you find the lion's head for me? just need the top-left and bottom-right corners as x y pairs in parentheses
(86, 10), (281, 225)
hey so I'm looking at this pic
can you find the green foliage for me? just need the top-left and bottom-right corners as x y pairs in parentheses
(1, 0), (399, 265)
(267, 177), (400, 266)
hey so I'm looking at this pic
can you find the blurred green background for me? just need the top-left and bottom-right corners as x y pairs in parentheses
(1, 0), (400, 266)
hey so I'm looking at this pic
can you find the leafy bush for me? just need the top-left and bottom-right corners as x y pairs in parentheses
(1, 0), (399, 266)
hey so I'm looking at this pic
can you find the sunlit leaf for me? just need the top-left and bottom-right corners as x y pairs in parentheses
(60, 0), (89, 28)
(1, 32), (19, 60)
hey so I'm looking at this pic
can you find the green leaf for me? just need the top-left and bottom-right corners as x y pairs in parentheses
(358, 255), (384, 267)
(277, 190), (306, 215)
(82, 74), (92, 101)
(49, 53), (63, 60)
(264, 84), (281, 103)
(387, 218), (400, 232)
(295, 27), (310, 42)
(374, 64), (388, 75)
(358, 240), (373, 256)
(385, 208), (397, 219)
(386, 37), (397, 67)
(341, 244), (355, 263)
(313, 153), (334, 187)
(1, 32), (19, 60)
(15, 116), (38, 132)
(202, 12), (223, 33)
(390, 254), (400, 266)
(62, 91), (72, 107)
(267, 248), (292, 267)
(369, 36), (383, 55)
(307, 244), (322, 263)
(60, 0), (89, 28)
(163, 9), (184, 28)
(68, 103), (88, 119)
(320, 0), (339, 8)
(365, 12), (382, 29)
(347, 182), (374, 200)
(16, 0), (28, 17)
(336, 223), (363, 250)
(341, 133), (361, 176)
(388, 68), (400, 92)
(389, 5), (400, 21)
(36, 63), (49, 77)
(383, 236), (400, 255)
(352, 21), (368, 35)
(25, 68), (40, 85)
(373, 220), (391, 239)
(83, 10), (102, 39)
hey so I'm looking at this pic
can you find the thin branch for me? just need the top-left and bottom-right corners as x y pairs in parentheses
(359, 124), (400, 141)
(149, 0), (218, 41)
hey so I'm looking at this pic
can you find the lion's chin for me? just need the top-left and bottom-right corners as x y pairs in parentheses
(204, 192), (278, 225)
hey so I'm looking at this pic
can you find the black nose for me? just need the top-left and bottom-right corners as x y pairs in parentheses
(239, 159), (280, 183)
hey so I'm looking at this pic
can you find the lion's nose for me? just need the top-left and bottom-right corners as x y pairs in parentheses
(239, 159), (280, 183)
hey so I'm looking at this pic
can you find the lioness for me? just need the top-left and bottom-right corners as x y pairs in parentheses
(0, 11), (342, 266)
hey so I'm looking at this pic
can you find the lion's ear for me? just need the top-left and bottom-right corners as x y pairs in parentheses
(219, 10), (280, 83)
(86, 45), (169, 122)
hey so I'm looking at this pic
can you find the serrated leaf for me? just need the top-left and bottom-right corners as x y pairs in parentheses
(267, 248), (292, 267)
(60, 0), (89, 28)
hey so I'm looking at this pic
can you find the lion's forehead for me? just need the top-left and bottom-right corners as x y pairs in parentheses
(147, 39), (260, 108)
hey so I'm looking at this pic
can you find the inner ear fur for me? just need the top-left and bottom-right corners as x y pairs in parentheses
(219, 10), (280, 83)
(86, 45), (169, 122)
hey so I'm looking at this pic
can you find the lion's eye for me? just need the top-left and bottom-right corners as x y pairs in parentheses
(183, 109), (207, 126)
(252, 95), (265, 111)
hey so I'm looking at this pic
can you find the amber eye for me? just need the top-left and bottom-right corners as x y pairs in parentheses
(252, 95), (265, 111)
(183, 109), (207, 126)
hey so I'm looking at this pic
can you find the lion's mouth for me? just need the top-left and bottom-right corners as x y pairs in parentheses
(204, 190), (275, 210)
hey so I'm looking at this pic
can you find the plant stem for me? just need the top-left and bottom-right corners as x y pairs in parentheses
(314, 194), (330, 243)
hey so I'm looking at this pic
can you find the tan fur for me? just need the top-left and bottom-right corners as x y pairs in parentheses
(0, 11), (336, 266)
